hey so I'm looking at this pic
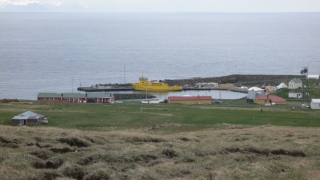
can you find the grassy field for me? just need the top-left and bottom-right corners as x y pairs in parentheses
(1, 103), (320, 179)
(1, 103), (320, 131)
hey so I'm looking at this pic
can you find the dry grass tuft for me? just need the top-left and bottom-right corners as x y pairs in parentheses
(0, 124), (320, 179)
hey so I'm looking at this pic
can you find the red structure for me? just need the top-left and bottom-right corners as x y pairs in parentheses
(37, 92), (114, 104)
(254, 95), (286, 105)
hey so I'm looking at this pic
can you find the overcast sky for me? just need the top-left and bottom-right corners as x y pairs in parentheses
(1, 0), (320, 12)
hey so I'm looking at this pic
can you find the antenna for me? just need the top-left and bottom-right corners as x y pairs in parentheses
(72, 77), (74, 93)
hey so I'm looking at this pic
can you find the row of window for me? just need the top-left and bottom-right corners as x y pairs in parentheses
(39, 97), (106, 101)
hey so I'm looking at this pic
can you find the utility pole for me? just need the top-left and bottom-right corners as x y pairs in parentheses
(124, 65), (126, 84)
(300, 67), (309, 106)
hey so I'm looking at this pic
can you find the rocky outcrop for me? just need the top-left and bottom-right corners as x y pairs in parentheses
(166, 75), (304, 87)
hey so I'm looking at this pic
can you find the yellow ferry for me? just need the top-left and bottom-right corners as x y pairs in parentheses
(132, 73), (182, 91)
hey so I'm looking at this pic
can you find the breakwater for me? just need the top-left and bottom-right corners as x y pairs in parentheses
(114, 93), (156, 100)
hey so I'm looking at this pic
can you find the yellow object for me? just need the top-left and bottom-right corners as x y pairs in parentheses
(11, 102), (33, 104)
(132, 73), (182, 91)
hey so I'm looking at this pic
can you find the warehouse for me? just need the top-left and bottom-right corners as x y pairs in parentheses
(168, 96), (213, 105)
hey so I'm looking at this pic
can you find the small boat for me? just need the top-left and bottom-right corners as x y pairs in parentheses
(132, 73), (182, 91)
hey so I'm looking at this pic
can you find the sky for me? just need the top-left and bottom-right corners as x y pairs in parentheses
(0, 0), (320, 12)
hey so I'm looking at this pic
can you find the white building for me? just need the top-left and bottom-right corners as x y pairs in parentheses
(288, 92), (302, 99)
(311, 99), (320, 109)
(277, 82), (288, 89)
(288, 79), (302, 89)
(142, 99), (161, 104)
(307, 75), (319, 80)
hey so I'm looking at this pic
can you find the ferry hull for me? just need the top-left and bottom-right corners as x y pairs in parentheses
(132, 73), (183, 91)
(132, 84), (182, 91)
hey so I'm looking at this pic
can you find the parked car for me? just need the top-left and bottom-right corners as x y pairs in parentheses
(212, 101), (222, 104)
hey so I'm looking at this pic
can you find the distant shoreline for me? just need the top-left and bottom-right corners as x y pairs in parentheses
(88, 74), (305, 88)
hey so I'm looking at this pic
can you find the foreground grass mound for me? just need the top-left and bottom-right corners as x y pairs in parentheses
(1, 124), (320, 179)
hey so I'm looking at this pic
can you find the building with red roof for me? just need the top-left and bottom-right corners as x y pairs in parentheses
(168, 96), (213, 104)
(254, 95), (286, 105)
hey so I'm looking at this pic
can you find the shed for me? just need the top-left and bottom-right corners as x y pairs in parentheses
(288, 79), (302, 89)
(254, 95), (286, 105)
(168, 96), (213, 104)
(311, 99), (320, 109)
(12, 111), (47, 126)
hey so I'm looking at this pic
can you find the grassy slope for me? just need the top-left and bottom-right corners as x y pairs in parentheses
(1, 103), (320, 179)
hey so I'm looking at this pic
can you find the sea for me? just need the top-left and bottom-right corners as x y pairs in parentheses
(0, 12), (319, 100)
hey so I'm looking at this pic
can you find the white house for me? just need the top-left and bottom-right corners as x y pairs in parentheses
(288, 79), (302, 89)
(311, 99), (320, 109)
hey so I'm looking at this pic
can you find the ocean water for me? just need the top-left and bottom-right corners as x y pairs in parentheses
(0, 12), (319, 100)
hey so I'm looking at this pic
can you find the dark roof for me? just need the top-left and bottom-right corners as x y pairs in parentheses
(255, 95), (286, 102)
(38, 93), (62, 98)
(63, 93), (86, 98)
(169, 96), (213, 101)
(87, 92), (113, 98)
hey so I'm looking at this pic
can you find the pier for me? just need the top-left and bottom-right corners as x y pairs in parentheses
(78, 87), (134, 92)
(78, 86), (248, 93)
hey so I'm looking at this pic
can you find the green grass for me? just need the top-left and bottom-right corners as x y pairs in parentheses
(1, 103), (320, 131)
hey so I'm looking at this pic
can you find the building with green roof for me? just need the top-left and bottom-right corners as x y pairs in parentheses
(289, 79), (302, 89)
